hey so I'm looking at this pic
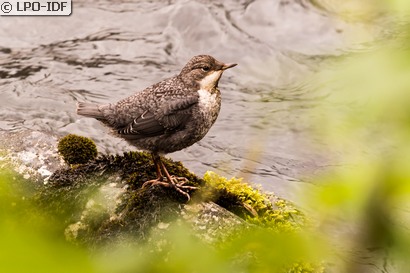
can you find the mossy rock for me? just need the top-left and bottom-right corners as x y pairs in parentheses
(35, 151), (202, 244)
(202, 171), (306, 232)
(57, 134), (98, 165)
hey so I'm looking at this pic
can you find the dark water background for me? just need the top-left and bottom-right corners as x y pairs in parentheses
(0, 0), (382, 202)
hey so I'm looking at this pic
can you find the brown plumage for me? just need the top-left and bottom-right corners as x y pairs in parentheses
(77, 55), (237, 200)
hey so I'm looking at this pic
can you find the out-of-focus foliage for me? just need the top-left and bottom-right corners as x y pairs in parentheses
(302, 1), (410, 272)
(92, 222), (325, 273)
(0, 171), (94, 273)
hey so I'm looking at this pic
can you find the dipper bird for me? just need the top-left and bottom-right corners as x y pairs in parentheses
(77, 55), (237, 200)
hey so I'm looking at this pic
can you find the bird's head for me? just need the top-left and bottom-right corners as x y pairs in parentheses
(179, 55), (237, 90)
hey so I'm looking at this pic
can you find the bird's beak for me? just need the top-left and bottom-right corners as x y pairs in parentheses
(222, 63), (237, 70)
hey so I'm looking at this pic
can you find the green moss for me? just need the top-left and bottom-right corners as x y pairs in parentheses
(57, 134), (97, 165)
(203, 171), (305, 232)
(286, 261), (324, 273)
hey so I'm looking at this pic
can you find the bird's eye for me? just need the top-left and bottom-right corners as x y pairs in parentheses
(201, 66), (210, 72)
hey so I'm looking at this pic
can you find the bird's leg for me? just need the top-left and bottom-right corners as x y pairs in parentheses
(142, 153), (169, 188)
(158, 159), (198, 201)
(153, 154), (164, 181)
(142, 153), (198, 201)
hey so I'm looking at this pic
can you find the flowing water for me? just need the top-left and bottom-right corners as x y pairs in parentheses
(0, 0), (381, 201)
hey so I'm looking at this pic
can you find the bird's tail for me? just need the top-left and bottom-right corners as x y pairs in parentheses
(76, 102), (104, 119)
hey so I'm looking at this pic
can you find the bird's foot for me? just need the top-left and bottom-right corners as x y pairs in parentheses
(170, 176), (198, 201)
(142, 179), (170, 188)
(142, 176), (198, 201)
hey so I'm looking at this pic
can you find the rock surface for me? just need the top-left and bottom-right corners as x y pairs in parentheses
(182, 201), (249, 244)
(0, 130), (65, 182)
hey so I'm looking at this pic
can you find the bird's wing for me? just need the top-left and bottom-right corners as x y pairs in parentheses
(117, 95), (198, 138)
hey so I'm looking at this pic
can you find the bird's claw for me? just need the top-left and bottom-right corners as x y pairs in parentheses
(142, 179), (170, 188)
(142, 176), (198, 201)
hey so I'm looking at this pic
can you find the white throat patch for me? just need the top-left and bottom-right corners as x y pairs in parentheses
(198, 70), (223, 90)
